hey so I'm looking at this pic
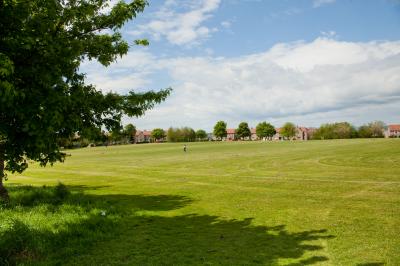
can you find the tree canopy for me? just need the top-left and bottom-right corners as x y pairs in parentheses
(280, 122), (296, 139)
(166, 127), (196, 142)
(195, 129), (208, 141)
(313, 122), (357, 140)
(0, 0), (171, 200)
(358, 125), (373, 138)
(368, 121), (385, 138)
(123, 124), (137, 142)
(151, 128), (166, 142)
(213, 121), (227, 140)
(256, 122), (276, 140)
(124, 124), (137, 136)
(236, 122), (251, 140)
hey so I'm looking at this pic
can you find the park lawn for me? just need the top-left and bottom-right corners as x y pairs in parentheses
(1, 139), (400, 265)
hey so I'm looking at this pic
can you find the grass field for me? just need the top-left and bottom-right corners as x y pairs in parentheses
(1, 139), (400, 265)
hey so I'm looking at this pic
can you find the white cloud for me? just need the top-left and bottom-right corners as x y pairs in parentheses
(83, 38), (400, 130)
(129, 0), (221, 46)
(81, 51), (156, 93)
(221, 21), (231, 28)
(313, 0), (336, 8)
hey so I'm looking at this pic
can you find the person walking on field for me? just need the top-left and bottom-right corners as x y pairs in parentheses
(183, 144), (187, 152)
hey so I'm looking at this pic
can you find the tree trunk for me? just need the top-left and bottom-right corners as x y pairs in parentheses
(0, 143), (9, 202)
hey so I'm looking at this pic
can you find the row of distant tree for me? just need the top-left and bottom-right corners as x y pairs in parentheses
(164, 128), (208, 142)
(163, 120), (387, 142)
(59, 120), (388, 148)
(213, 121), (278, 140)
(213, 120), (388, 140)
(313, 121), (386, 139)
(58, 124), (137, 148)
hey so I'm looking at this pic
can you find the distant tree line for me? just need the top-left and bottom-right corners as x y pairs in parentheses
(357, 121), (386, 138)
(166, 127), (209, 142)
(59, 120), (389, 148)
(213, 120), (295, 140)
(211, 120), (387, 140)
(58, 124), (137, 149)
(312, 121), (385, 140)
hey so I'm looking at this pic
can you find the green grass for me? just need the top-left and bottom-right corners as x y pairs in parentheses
(1, 139), (400, 265)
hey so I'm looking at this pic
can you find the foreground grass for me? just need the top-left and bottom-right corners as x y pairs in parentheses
(1, 139), (400, 265)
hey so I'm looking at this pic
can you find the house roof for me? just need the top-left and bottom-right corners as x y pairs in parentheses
(297, 127), (308, 132)
(143, 130), (152, 136)
(388, 124), (400, 131)
(135, 130), (152, 136)
(226, 128), (236, 134)
(251, 128), (256, 134)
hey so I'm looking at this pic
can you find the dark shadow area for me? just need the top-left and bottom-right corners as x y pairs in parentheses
(5, 184), (192, 211)
(356, 263), (385, 266)
(1, 185), (334, 265)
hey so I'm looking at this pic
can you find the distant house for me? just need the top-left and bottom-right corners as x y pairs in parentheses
(224, 128), (262, 141)
(135, 130), (153, 143)
(296, 127), (309, 141)
(143, 130), (152, 142)
(272, 126), (313, 141)
(135, 130), (144, 143)
(385, 124), (400, 138)
(250, 128), (258, 141)
(226, 128), (236, 141)
(273, 128), (283, 141)
(296, 127), (307, 140)
(306, 127), (317, 139)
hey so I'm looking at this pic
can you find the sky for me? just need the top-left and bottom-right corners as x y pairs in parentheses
(83, 0), (400, 131)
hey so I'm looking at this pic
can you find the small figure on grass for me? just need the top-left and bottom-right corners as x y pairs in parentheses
(183, 144), (187, 152)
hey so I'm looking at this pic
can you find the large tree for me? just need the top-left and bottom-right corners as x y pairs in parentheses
(256, 122), (276, 140)
(181, 127), (196, 142)
(313, 122), (357, 140)
(213, 121), (227, 140)
(368, 121), (385, 138)
(195, 129), (207, 141)
(236, 122), (251, 140)
(123, 124), (137, 143)
(166, 127), (179, 142)
(166, 127), (196, 142)
(151, 128), (166, 142)
(357, 121), (385, 138)
(0, 0), (171, 200)
(280, 122), (296, 139)
(358, 125), (372, 138)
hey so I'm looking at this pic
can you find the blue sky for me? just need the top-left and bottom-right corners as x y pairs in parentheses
(84, 0), (400, 131)
(128, 0), (400, 57)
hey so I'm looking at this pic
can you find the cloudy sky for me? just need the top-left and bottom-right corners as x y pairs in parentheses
(83, 0), (400, 131)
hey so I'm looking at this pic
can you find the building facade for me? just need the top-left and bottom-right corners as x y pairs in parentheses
(226, 129), (236, 141)
(272, 126), (313, 141)
(251, 128), (258, 140)
(385, 125), (400, 138)
(135, 130), (153, 143)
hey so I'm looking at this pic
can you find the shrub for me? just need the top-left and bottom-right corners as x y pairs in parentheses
(167, 127), (196, 142)
(0, 219), (36, 264)
(313, 122), (357, 139)
(54, 182), (70, 202)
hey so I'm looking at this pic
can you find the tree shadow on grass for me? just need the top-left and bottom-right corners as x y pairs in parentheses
(75, 216), (333, 266)
(5, 184), (192, 211)
(1, 185), (334, 265)
(356, 263), (385, 266)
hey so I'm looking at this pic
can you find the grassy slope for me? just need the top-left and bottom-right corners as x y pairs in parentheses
(3, 139), (400, 265)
